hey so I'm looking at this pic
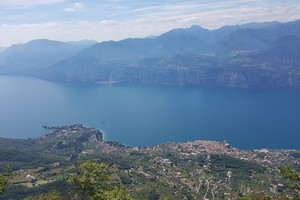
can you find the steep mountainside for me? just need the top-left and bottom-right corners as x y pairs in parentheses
(1, 20), (300, 88)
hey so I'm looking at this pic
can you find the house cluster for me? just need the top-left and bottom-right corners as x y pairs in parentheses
(145, 140), (299, 167)
(17, 170), (36, 181)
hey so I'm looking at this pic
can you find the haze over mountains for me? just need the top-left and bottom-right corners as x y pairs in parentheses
(0, 47), (6, 53)
(1, 20), (300, 87)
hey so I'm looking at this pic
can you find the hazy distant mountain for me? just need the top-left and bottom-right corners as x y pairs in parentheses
(0, 39), (88, 74)
(215, 20), (300, 55)
(215, 28), (272, 55)
(1, 20), (300, 87)
(232, 35), (300, 67)
(274, 20), (300, 38)
(155, 25), (213, 54)
(146, 35), (157, 39)
(67, 39), (98, 47)
(238, 21), (281, 29)
(0, 46), (6, 53)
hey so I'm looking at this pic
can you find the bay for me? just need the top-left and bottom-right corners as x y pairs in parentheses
(0, 76), (299, 149)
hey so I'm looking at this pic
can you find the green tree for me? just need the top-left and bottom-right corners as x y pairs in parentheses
(279, 166), (300, 199)
(24, 189), (64, 200)
(0, 173), (8, 198)
(68, 160), (131, 200)
(101, 186), (131, 200)
(0, 165), (11, 199)
(279, 166), (300, 182)
(148, 189), (160, 200)
(237, 192), (272, 200)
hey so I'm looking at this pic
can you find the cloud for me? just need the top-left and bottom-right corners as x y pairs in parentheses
(64, 2), (84, 12)
(128, 1), (300, 29)
(195, 2), (300, 29)
(1, 0), (300, 46)
(0, 0), (65, 8)
(130, 5), (164, 13)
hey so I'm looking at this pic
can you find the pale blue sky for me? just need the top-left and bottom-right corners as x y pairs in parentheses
(0, 0), (300, 46)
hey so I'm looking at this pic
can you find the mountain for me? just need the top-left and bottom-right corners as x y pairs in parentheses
(263, 35), (300, 66)
(67, 39), (98, 46)
(1, 20), (300, 88)
(239, 21), (281, 29)
(214, 20), (300, 55)
(0, 46), (6, 53)
(155, 25), (213, 54)
(0, 124), (299, 199)
(215, 28), (272, 55)
(66, 39), (98, 49)
(231, 35), (300, 67)
(0, 39), (90, 74)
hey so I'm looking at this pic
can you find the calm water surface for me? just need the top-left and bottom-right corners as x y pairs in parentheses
(0, 76), (299, 149)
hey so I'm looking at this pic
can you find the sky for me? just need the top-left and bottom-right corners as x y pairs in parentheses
(0, 0), (300, 47)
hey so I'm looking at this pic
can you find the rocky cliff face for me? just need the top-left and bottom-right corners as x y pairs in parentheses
(32, 48), (300, 88)
(120, 66), (300, 88)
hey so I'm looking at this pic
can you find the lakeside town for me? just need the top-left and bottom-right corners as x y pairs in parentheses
(2, 124), (299, 199)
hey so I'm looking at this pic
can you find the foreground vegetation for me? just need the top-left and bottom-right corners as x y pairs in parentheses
(21, 160), (131, 200)
(1, 161), (299, 200)
(0, 125), (299, 199)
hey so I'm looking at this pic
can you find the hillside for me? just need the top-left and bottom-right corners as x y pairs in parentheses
(0, 125), (299, 199)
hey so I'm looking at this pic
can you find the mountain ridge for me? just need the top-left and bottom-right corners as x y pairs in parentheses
(1, 20), (300, 88)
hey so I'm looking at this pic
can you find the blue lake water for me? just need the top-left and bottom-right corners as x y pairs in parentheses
(0, 76), (299, 149)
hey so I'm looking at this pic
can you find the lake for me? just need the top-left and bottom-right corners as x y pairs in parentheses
(0, 76), (299, 149)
